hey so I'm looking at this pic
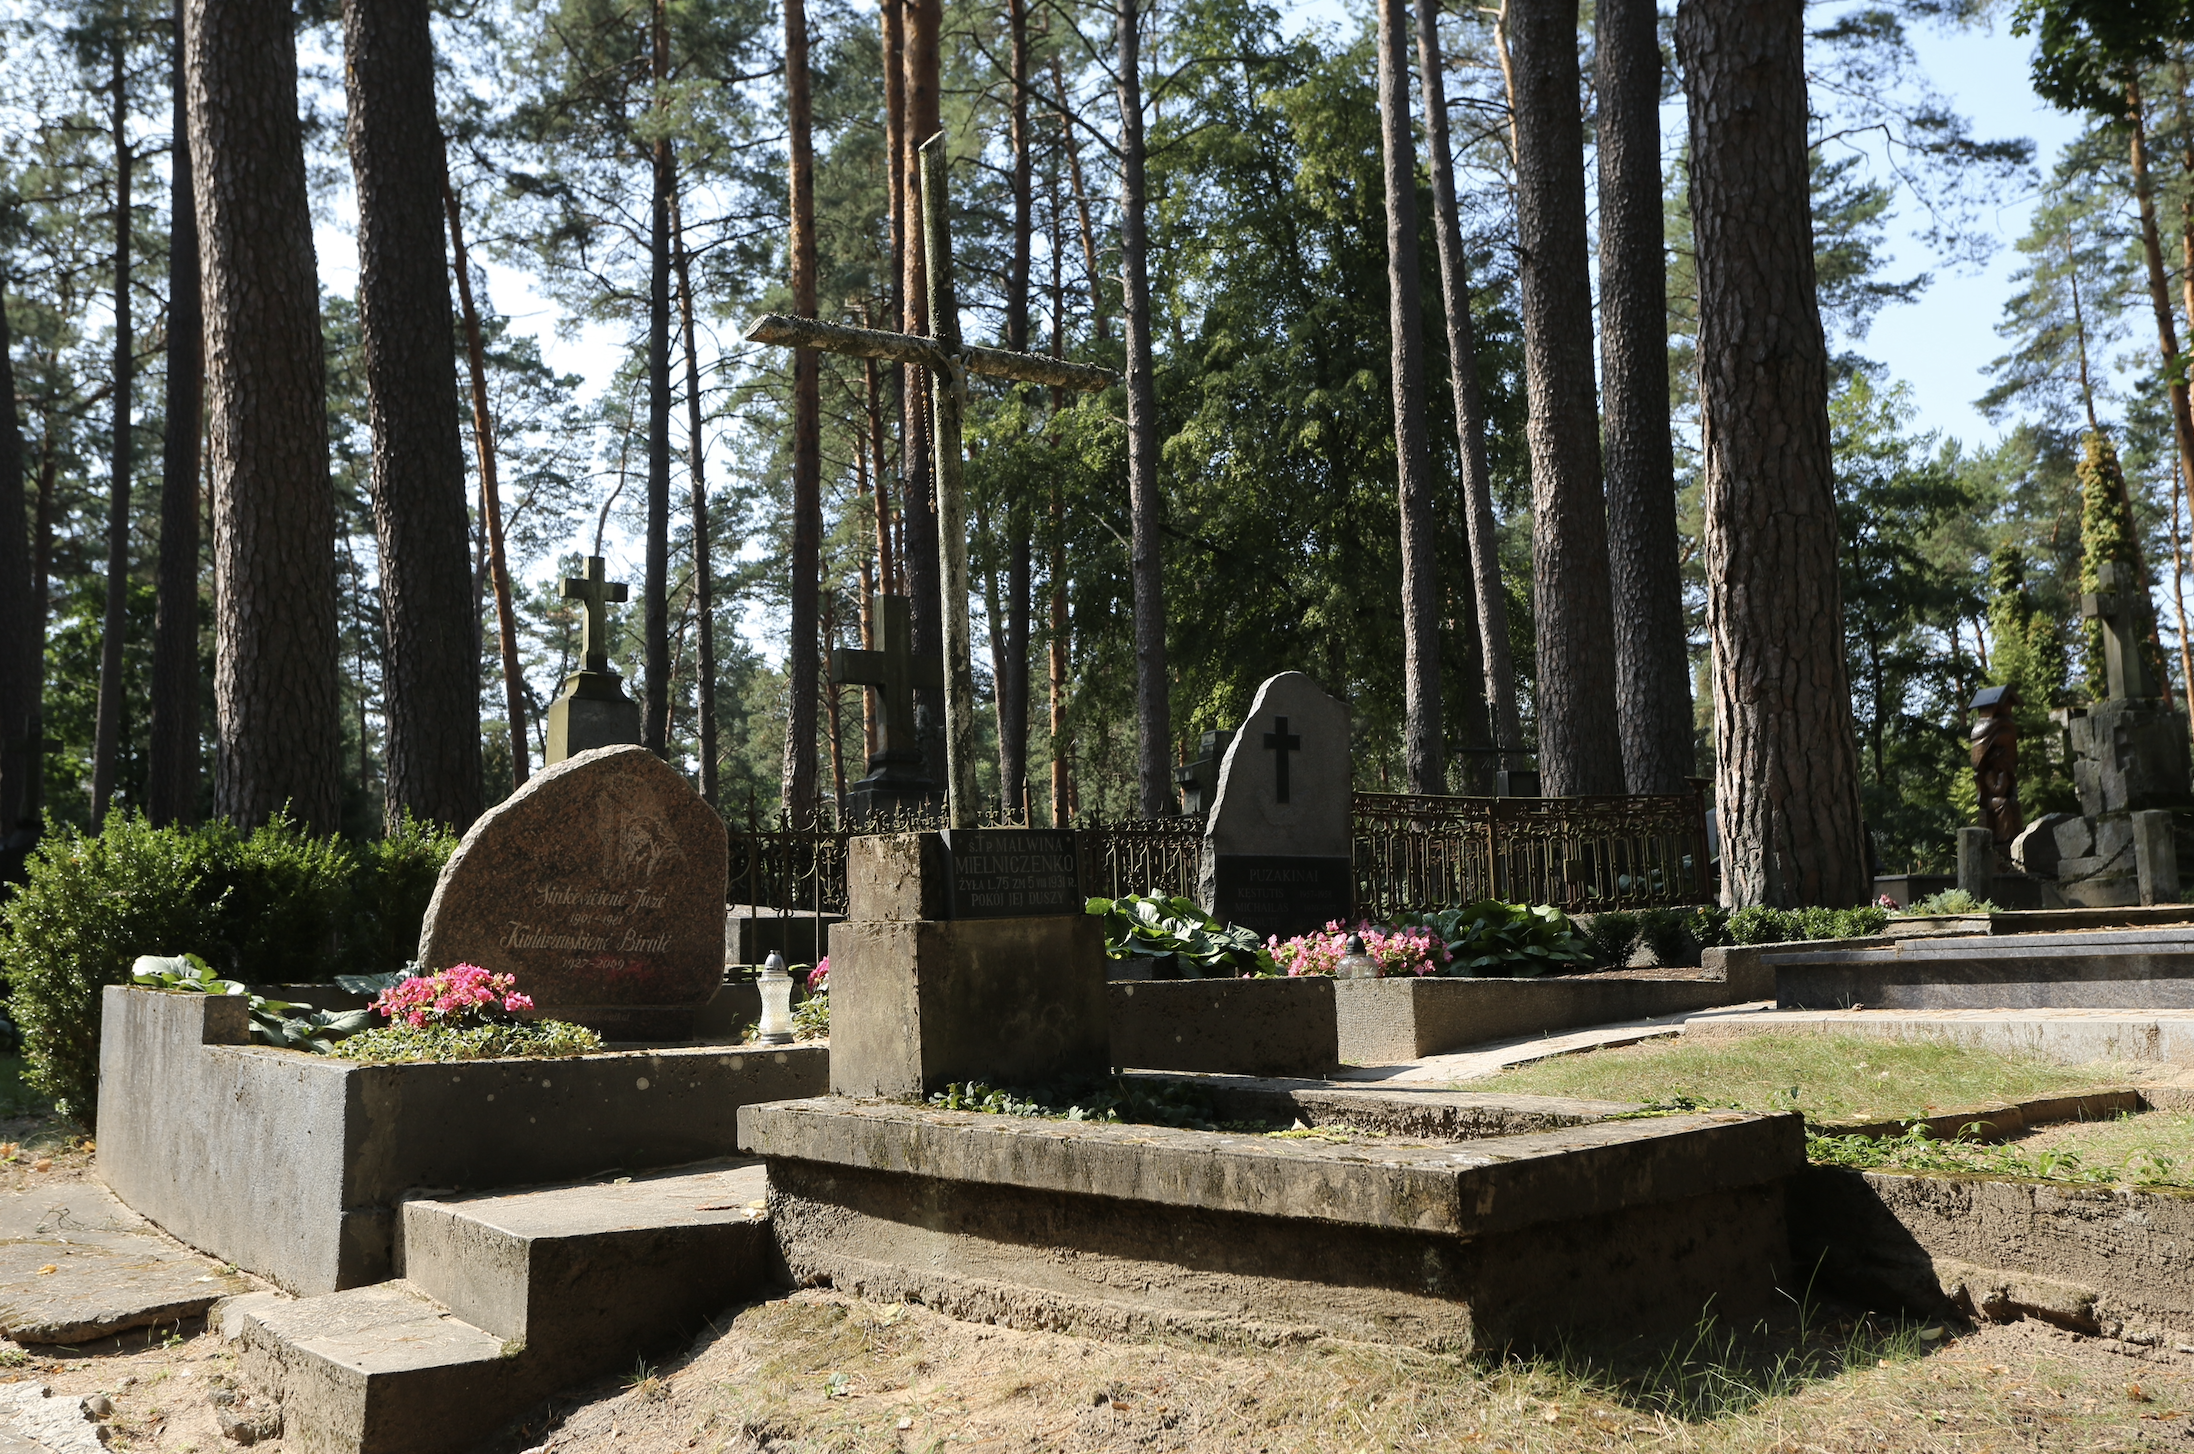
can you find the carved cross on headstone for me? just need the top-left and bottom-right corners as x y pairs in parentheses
(2081, 559), (2154, 701)
(1262, 716), (1302, 803)
(831, 595), (943, 767)
(744, 134), (1117, 827)
(561, 556), (628, 675)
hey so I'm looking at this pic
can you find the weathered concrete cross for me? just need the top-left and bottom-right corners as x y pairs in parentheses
(2081, 559), (2154, 701)
(831, 595), (941, 766)
(745, 133), (1117, 828)
(561, 556), (628, 675)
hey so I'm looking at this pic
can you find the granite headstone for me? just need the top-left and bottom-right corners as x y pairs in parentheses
(1196, 672), (1353, 940)
(418, 743), (728, 1041)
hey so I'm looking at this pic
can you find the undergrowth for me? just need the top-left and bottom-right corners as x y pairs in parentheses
(926, 1077), (1276, 1132)
(1808, 1121), (2192, 1188)
(331, 1019), (602, 1063)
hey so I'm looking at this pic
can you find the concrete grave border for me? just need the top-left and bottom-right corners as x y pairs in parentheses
(97, 986), (823, 1294)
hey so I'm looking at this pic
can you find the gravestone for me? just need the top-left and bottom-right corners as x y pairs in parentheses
(545, 557), (642, 764)
(831, 595), (945, 823)
(828, 829), (1107, 1097)
(419, 743), (728, 1040)
(1196, 672), (1353, 941)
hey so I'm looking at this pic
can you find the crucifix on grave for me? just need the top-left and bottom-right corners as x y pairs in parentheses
(2081, 559), (2155, 702)
(545, 555), (642, 766)
(1262, 717), (1301, 804)
(745, 133), (1118, 829)
(831, 594), (945, 821)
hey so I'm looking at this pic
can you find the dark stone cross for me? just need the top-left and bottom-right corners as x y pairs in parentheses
(1262, 716), (1302, 803)
(561, 556), (628, 675)
(832, 595), (942, 767)
(2081, 559), (2154, 701)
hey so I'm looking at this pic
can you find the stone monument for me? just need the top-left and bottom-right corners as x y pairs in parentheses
(419, 744), (728, 1040)
(2010, 561), (2192, 906)
(545, 557), (642, 765)
(826, 827), (1107, 1097)
(1196, 672), (1353, 940)
(831, 595), (945, 823)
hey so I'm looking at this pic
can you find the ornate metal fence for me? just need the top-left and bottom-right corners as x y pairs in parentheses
(1351, 791), (1713, 916)
(725, 792), (1711, 917)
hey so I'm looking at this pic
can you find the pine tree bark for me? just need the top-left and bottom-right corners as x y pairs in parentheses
(996, 0), (1034, 815)
(92, 35), (135, 829)
(644, 0), (674, 757)
(901, 0), (943, 784)
(345, 0), (482, 832)
(1597, 0), (1691, 793)
(1508, 0), (1621, 796)
(671, 196), (718, 806)
(1416, 0), (1520, 766)
(1117, 0), (1170, 817)
(188, 0), (342, 833)
(1677, 0), (1868, 906)
(148, 0), (202, 826)
(445, 178), (528, 793)
(2126, 76), (2194, 552)
(780, 0), (821, 823)
(0, 289), (30, 844)
(1377, 0), (1443, 795)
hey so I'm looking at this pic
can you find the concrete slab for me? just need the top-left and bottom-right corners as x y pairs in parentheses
(1333, 969), (1772, 1064)
(1683, 1005), (2194, 1065)
(1332, 1004), (1750, 1084)
(1109, 978), (1338, 1078)
(0, 1385), (105, 1454)
(1768, 928), (2194, 1010)
(0, 1181), (253, 1344)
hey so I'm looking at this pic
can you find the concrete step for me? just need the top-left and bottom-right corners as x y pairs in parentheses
(230, 1160), (777, 1454)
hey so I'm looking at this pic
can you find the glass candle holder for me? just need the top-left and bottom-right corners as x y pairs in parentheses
(1334, 933), (1381, 979)
(756, 950), (796, 1044)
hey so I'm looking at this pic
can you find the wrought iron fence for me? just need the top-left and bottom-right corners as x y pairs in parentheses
(725, 791), (1711, 917)
(1351, 790), (1713, 916)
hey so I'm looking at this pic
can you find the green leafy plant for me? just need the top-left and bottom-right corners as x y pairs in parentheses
(1807, 1121), (2190, 1188)
(331, 1019), (603, 1063)
(1901, 888), (1999, 916)
(1084, 894), (1276, 976)
(1582, 911), (1639, 968)
(792, 990), (829, 1041)
(128, 955), (375, 1054)
(1392, 901), (1596, 977)
(927, 1076), (1249, 1131)
(1723, 904), (1890, 945)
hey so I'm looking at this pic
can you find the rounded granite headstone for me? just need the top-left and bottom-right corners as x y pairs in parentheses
(418, 744), (728, 1041)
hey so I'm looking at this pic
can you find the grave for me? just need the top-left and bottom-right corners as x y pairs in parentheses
(827, 828), (1108, 1097)
(543, 556), (641, 763)
(1196, 671), (1354, 941)
(831, 594), (945, 822)
(417, 742), (727, 1041)
(1763, 925), (2194, 1010)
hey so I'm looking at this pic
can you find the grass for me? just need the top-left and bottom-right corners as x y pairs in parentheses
(1483, 1032), (2143, 1126)
(1809, 1118), (2194, 1189)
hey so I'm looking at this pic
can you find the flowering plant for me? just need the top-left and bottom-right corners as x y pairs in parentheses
(371, 964), (533, 1029)
(1269, 921), (1448, 978)
(806, 957), (830, 993)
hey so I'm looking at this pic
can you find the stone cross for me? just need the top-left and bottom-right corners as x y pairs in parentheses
(744, 134), (1116, 827)
(2081, 559), (2153, 701)
(561, 556), (628, 675)
(832, 595), (942, 765)
(1262, 716), (1302, 803)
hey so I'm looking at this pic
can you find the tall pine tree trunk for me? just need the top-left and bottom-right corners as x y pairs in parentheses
(148, 0), (202, 827)
(995, 0), (1033, 815)
(0, 289), (29, 848)
(1417, 0), (1519, 768)
(1597, 0), (1691, 793)
(1508, 0), (1621, 796)
(445, 178), (528, 793)
(1377, 0), (1442, 795)
(1677, 0), (1867, 906)
(188, 0), (342, 833)
(643, 0), (674, 756)
(92, 36), (134, 828)
(2127, 75), (2194, 557)
(781, 0), (821, 822)
(672, 195), (718, 806)
(1117, 0), (1169, 817)
(902, 0), (943, 785)
(345, 0), (482, 832)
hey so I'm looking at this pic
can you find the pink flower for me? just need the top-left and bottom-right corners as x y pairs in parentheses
(1269, 921), (1447, 978)
(806, 957), (830, 993)
(372, 964), (532, 1028)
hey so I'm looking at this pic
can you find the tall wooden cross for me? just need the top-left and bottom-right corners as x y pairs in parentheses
(561, 556), (628, 675)
(746, 133), (1117, 829)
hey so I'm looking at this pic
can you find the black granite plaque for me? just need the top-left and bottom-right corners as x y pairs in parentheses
(1210, 854), (1355, 941)
(940, 828), (1084, 918)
